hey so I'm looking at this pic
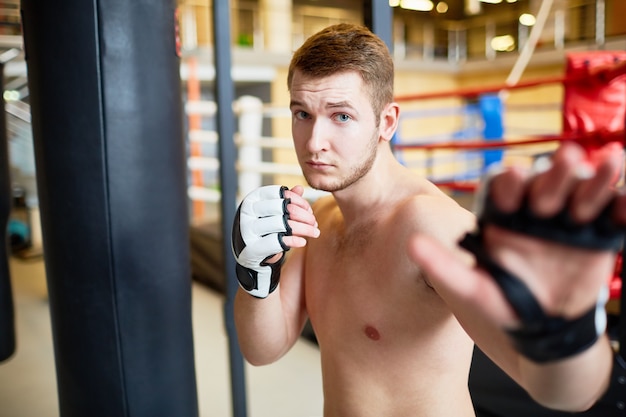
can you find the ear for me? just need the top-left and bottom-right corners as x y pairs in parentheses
(379, 102), (400, 143)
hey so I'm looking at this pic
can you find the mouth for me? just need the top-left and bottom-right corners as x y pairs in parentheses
(305, 160), (332, 170)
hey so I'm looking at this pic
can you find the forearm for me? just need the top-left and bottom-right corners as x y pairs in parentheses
(411, 232), (616, 412)
(518, 334), (613, 411)
(234, 288), (302, 366)
(230, 185), (317, 365)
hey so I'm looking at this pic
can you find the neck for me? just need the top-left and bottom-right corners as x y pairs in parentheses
(331, 145), (408, 224)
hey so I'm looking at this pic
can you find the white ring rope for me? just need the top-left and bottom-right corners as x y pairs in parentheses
(503, 0), (554, 91)
(186, 95), (562, 208)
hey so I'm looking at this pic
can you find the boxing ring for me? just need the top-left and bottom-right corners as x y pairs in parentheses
(188, 54), (626, 305)
(185, 49), (626, 416)
(187, 52), (626, 201)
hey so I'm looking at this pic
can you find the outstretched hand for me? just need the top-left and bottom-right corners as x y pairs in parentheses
(408, 141), (626, 329)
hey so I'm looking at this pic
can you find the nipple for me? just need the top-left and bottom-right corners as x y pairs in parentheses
(364, 325), (380, 341)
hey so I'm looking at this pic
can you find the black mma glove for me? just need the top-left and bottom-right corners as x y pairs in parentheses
(231, 185), (292, 298)
(460, 166), (623, 363)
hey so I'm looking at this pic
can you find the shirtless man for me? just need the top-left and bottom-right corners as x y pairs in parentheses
(231, 23), (626, 416)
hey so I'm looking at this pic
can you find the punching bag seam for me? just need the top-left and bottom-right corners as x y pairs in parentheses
(93, 1), (130, 415)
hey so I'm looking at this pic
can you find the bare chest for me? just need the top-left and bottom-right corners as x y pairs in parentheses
(304, 226), (448, 348)
(303, 228), (474, 413)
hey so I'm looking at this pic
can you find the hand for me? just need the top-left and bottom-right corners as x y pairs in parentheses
(276, 185), (321, 249)
(231, 185), (319, 298)
(408, 141), (625, 329)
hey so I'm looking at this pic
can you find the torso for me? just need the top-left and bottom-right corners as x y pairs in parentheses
(303, 187), (476, 417)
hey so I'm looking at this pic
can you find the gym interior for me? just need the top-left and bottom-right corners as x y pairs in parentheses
(1, 1), (625, 416)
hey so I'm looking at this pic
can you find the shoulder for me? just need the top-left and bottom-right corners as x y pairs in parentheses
(397, 188), (476, 247)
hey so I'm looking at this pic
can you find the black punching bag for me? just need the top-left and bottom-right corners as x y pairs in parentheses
(20, 2), (198, 416)
(0, 61), (16, 363)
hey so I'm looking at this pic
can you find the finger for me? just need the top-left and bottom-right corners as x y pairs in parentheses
(528, 142), (588, 217)
(290, 184), (306, 197)
(588, 141), (625, 186)
(407, 234), (517, 327)
(570, 150), (622, 222)
(280, 235), (310, 248)
(283, 188), (313, 213)
(613, 190), (626, 225)
(252, 198), (289, 218)
(246, 234), (287, 260)
(489, 167), (528, 213)
(251, 215), (289, 236)
(287, 203), (318, 226)
(287, 220), (320, 239)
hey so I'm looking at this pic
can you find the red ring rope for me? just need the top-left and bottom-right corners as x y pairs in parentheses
(393, 57), (626, 303)
(394, 59), (626, 102)
(394, 130), (625, 151)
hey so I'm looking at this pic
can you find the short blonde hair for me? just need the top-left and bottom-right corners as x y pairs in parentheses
(287, 23), (394, 122)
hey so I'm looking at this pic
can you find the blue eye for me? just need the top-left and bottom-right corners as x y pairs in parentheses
(295, 111), (309, 119)
(336, 113), (351, 122)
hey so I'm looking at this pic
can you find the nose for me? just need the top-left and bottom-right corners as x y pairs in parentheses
(305, 120), (329, 153)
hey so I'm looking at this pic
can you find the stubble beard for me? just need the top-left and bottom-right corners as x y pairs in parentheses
(303, 131), (379, 193)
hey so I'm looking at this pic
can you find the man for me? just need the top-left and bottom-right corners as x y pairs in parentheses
(231, 23), (626, 416)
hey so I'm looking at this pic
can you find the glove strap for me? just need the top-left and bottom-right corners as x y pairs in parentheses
(460, 232), (607, 363)
(479, 193), (625, 253)
(236, 252), (285, 298)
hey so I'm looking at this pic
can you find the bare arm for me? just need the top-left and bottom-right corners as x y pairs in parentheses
(413, 237), (614, 410)
(233, 185), (320, 365)
(408, 142), (625, 411)
(235, 246), (310, 365)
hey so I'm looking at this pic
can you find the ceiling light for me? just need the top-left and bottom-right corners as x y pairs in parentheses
(466, 0), (481, 15)
(399, 0), (434, 11)
(3, 90), (20, 102)
(519, 13), (536, 26)
(436, 1), (449, 13)
(480, 0), (503, 4)
(491, 34), (515, 52)
(389, 0), (401, 6)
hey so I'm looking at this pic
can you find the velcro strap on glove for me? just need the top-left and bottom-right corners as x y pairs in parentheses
(231, 185), (292, 298)
(479, 195), (625, 252)
(460, 232), (608, 363)
(472, 164), (626, 253)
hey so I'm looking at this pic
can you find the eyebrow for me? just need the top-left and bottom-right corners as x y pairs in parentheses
(327, 100), (354, 110)
(289, 100), (356, 110)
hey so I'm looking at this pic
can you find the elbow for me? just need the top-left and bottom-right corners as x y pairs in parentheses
(235, 325), (291, 366)
(532, 395), (599, 414)
(527, 379), (609, 413)
(240, 346), (285, 367)
(241, 355), (269, 367)
(567, 399), (602, 414)
(522, 339), (614, 413)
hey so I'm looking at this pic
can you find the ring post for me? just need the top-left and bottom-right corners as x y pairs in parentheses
(363, 0), (393, 51)
(479, 94), (504, 170)
(0, 61), (16, 363)
(212, 1), (248, 416)
(237, 96), (263, 199)
(20, 1), (198, 415)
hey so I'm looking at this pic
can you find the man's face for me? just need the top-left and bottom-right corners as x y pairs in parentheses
(289, 70), (380, 192)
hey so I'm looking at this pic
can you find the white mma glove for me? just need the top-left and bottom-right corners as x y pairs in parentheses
(231, 185), (292, 298)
